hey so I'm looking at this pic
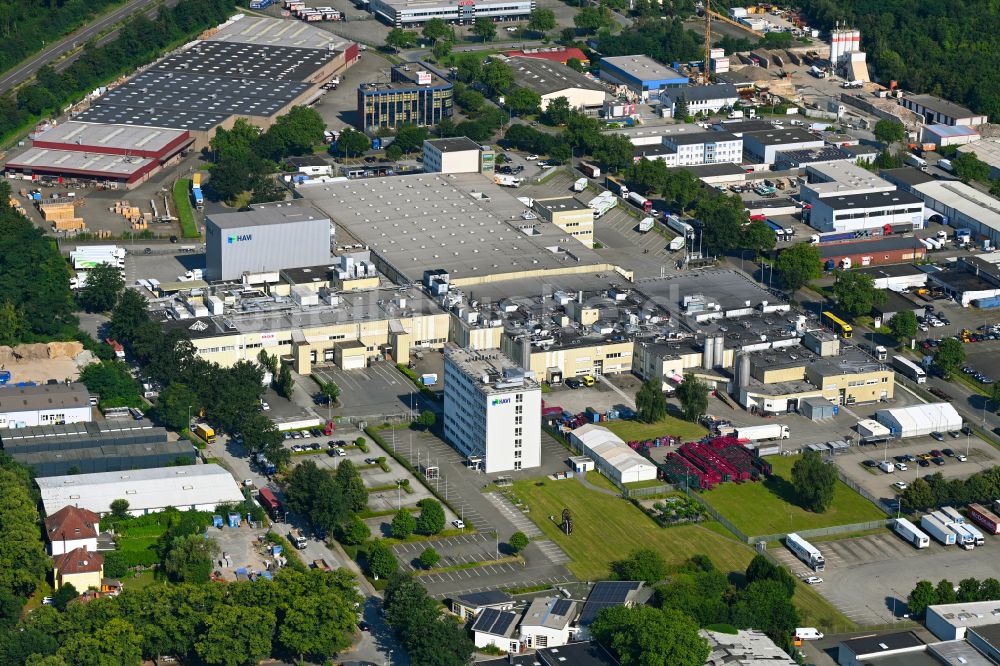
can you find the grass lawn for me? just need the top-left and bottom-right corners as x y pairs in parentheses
(584, 470), (619, 492)
(604, 416), (707, 442)
(512, 477), (756, 580)
(172, 179), (200, 239)
(700, 454), (886, 537)
(624, 478), (666, 490)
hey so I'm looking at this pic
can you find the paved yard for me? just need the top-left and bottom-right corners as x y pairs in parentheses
(312, 362), (416, 421)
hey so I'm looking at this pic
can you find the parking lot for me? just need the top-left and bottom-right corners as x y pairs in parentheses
(835, 435), (995, 507)
(772, 528), (1000, 626)
(208, 522), (278, 581)
(312, 362), (417, 421)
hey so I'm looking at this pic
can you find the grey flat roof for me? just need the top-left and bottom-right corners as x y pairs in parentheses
(156, 40), (336, 82)
(74, 105), (229, 132)
(668, 130), (739, 145)
(209, 15), (351, 51)
(535, 196), (590, 212)
(857, 263), (924, 279)
(775, 146), (851, 164)
(669, 162), (746, 177)
(426, 136), (481, 153)
(663, 83), (738, 102)
(509, 56), (605, 96)
(601, 55), (684, 81)
(90, 69), (310, 120)
(207, 204), (330, 231)
(815, 189), (923, 211)
(818, 237), (925, 257)
(32, 121), (188, 153)
(6, 148), (154, 176)
(904, 94), (978, 120)
(931, 269), (998, 292)
(455, 590), (512, 606)
(743, 127), (823, 146)
(880, 167), (935, 188)
(841, 631), (924, 656)
(297, 173), (611, 283)
(713, 119), (780, 134)
(0, 383), (90, 413)
(929, 639), (995, 666)
(635, 270), (787, 314)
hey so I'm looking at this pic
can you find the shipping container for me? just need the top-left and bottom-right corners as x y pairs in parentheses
(969, 503), (1000, 535)
(893, 518), (929, 548)
(949, 522), (976, 549)
(573, 177), (588, 192)
(939, 506), (965, 524)
(638, 217), (655, 233)
(579, 162), (601, 179)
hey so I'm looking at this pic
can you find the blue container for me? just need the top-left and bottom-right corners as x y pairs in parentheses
(212, 514), (223, 528)
(227, 512), (241, 528)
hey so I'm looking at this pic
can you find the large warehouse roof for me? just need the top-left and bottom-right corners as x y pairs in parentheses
(207, 204), (329, 231)
(6, 148), (154, 177)
(210, 15), (352, 51)
(509, 57), (605, 96)
(157, 40), (336, 82)
(31, 122), (189, 155)
(914, 180), (1000, 231)
(571, 424), (651, 476)
(299, 173), (619, 284)
(0, 383), (91, 413)
(875, 402), (962, 437)
(37, 464), (244, 516)
(74, 105), (230, 132)
(601, 55), (685, 83)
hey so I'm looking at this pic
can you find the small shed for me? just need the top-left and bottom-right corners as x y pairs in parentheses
(857, 419), (890, 438)
(569, 456), (595, 473)
(800, 396), (836, 421)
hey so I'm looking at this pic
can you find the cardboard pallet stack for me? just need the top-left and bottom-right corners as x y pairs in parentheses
(40, 202), (85, 232)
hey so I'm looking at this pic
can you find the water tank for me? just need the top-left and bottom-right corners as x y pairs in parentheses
(739, 353), (751, 387)
(713, 337), (724, 368)
(702, 338), (715, 369)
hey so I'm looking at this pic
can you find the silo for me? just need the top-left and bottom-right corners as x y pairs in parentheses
(713, 337), (725, 368)
(702, 337), (714, 369)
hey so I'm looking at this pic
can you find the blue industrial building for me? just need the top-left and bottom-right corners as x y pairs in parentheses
(599, 55), (687, 100)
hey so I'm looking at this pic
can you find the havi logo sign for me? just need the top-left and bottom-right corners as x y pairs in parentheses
(491, 397), (511, 407)
(227, 234), (253, 244)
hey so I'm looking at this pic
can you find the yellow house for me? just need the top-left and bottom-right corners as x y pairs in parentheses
(52, 547), (104, 592)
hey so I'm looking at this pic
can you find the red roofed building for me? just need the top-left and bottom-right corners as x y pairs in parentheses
(45, 505), (100, 556)
(52, 547), (104, 591)
(505, 47), (589, 66)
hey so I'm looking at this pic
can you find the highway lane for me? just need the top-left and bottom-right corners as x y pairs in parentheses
(0, 0), (162, 94)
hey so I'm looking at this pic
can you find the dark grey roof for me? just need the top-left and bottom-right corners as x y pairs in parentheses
(713, 119), (779, 135)
(666, 130), (739, 146)
(509, 56), (606, 96)
(663, 83), (738, 102)
(879, 167), (935, 188)
(775, 146), (852, 165)
(579, 581), (642, 625)
(0, 383), (90, 413)
(471, 608), (519, 637)
(857, 263), (925, 279)
(455, 590), (513, 607)
(840, 631), (924, 656)
(815, 189), (923, 211)
(156, 40), (336, 82)
(481, 642), (621, 666)
(872, 289), (924, 315)
(426, 137), (481, 153)
(743, 127), (823, 146)
(904, 94), (979, 120)
(286, 155), (331, 167)
(930, 269), (998, 292)
(206, 204), (329, 231)
(841, 144), (879, 157)
(669, 162), (746, 177)
(818, 237), (925, 258)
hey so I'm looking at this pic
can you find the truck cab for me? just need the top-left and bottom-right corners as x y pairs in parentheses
(289, 529), (308, 550)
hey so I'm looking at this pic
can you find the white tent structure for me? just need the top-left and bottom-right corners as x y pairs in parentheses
(569, 424), (658, 485)
(875, 403), (962, 438)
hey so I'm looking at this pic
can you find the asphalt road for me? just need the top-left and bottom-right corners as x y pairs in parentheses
(0, 0), (162, 94)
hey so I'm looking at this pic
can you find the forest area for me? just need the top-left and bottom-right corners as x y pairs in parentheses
(795, 0), (1000, 119)
(0, 0), (125, 74)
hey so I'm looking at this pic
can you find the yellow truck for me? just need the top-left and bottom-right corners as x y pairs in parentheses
(193, 423), (215, 443)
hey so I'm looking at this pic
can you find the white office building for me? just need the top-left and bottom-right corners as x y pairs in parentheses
(742, 127), (825, 165)
(0, 383), (92, 429)
(422, 137), (487, 174)
(368, 0), (534, 28)
(443, 347), (541, 473)
(808, 190), (926, 233)
(660, 84), (739, 118)
(662, 130), (743, 166)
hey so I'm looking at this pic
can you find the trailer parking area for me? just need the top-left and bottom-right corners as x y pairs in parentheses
(771, 527), (1000, 626)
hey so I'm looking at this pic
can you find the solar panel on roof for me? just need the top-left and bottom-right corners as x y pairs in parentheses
(473, 607), (500, 632)
(491, 611), (516, 636)
(551, 599), (573, 616)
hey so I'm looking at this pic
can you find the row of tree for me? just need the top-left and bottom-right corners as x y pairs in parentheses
(0, 568), (363, 665)
(384, 574), (474, 666)
(0, 0), (236, 142)
(907, 576), (1000, 619)
(0, 456), (49, 628)
(900, 467), (1000, 512)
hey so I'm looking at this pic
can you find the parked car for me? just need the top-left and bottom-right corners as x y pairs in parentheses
(896, 462), (908, 471)
(957, 454), (968, 462)
(804, 576), (823, 585)
(930, 432), (945, 442)
(961, 426), (972, 435)
(942, 448), (956, 456)
(932, 457), (946, 466)
(365, 457), (378, 465)
(893, 481), (908, 491)
(948, 431), (961, 439)
(930, 449), (944, 457)
(565, 378), (582, 389)
(862, 459), (879, 468)
(452, 519), (466, 529)
(917, 459), (930, 467)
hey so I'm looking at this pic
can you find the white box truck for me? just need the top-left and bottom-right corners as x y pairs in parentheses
(949, 523), (976, 550)
(668, 236), (686, 251)
(734, 424), (790, 441)
(921, 514), (956, 545)
(573, 177), (588, 192)
(879, 460), (895, 473)
(906, 153), (927, 169)
(638, 217), (655, 233)
(893, 518), (929, 548)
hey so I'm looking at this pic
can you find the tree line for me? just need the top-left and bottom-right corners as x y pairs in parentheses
(0, 568), (363, 665)
(907, 576), (1000, 619)
(0, 0), (236, 143)
(900, 467), (1000, 512)
(0, 456), (49, 629)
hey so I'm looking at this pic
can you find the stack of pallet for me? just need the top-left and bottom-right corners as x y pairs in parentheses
(8, 196), (25, 216)
(113, 200), (142, 225)
(39, 202), (85, 231)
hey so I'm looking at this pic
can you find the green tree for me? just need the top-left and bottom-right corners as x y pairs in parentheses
(418, 547), (440, 569)
(889, 310), (918, 341)
(195, 604), (276, 666)
(509, 531), (529, 553)
(340, 515), (370, 546)
(277, 592), (355, 663)
(873, 118), (906, 145)
(592, 133), (635, 173)
(661, 169), (703, 212)
(933, 337), (966, 378)
(574, 6), (614, 32)
(697, 194), (746, 255)
(776, 242), (822, 291)
(416, 409), (437, 430)
(676, 375), (708, 422)
(57, 618), (142, 666)
(79, 360), (141, 408)
(791, 449), (837, 512)
(415, 498), (445, 535)
(431, 39), (453, 60)
(472, 17), (497, 41)
(907, 580), (938, 618)
(958, 577), (982, 602)
(385, 28), (418, 51)
(392, 124), (431, 153)
(334, 128), (370, 157)
(110, 499), (130, 519)
(980, 578), (1000, 600)
(833, 271), (886, 316)
(743, 219), (777, 253)
(78, 262), (125, 313)
(0, 300), (23, 346)
(319, 380), (340, 407)
(164, 533), (219, 584)
(635, 379), (666, 424)
(391, 509), (417, 539)
(936, 579), (958, 605)
(421, 18), (453, 42)
(152, 382), (198, 430)
(953, 152), (991, 183)
(543, 96), (572, 125)
(275, 363), (294, 399)
(591, 605), (709, 666)
(528, 8), (557, 33)
(993, 381), (1000, 412)
(674, 93), (689, 119)
(482, 60), (514, 94)
(51, 583), (78, 612)
(744, 554), (795, 597)
(367, 539), (398, 579)
(900, 477), (936, 511)
(611, 549), (668, 585)
(505, 87), (542, 115)
(385, 144), (403, 161)
(334, 459), (368, 514)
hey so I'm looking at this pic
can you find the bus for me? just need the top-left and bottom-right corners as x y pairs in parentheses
(822, 311), (853, 339)
(892, 356), (927, 384)
(785, 533), (825, 571)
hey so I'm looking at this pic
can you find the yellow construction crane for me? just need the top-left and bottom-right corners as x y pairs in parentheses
(703, 0), (712, 84)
